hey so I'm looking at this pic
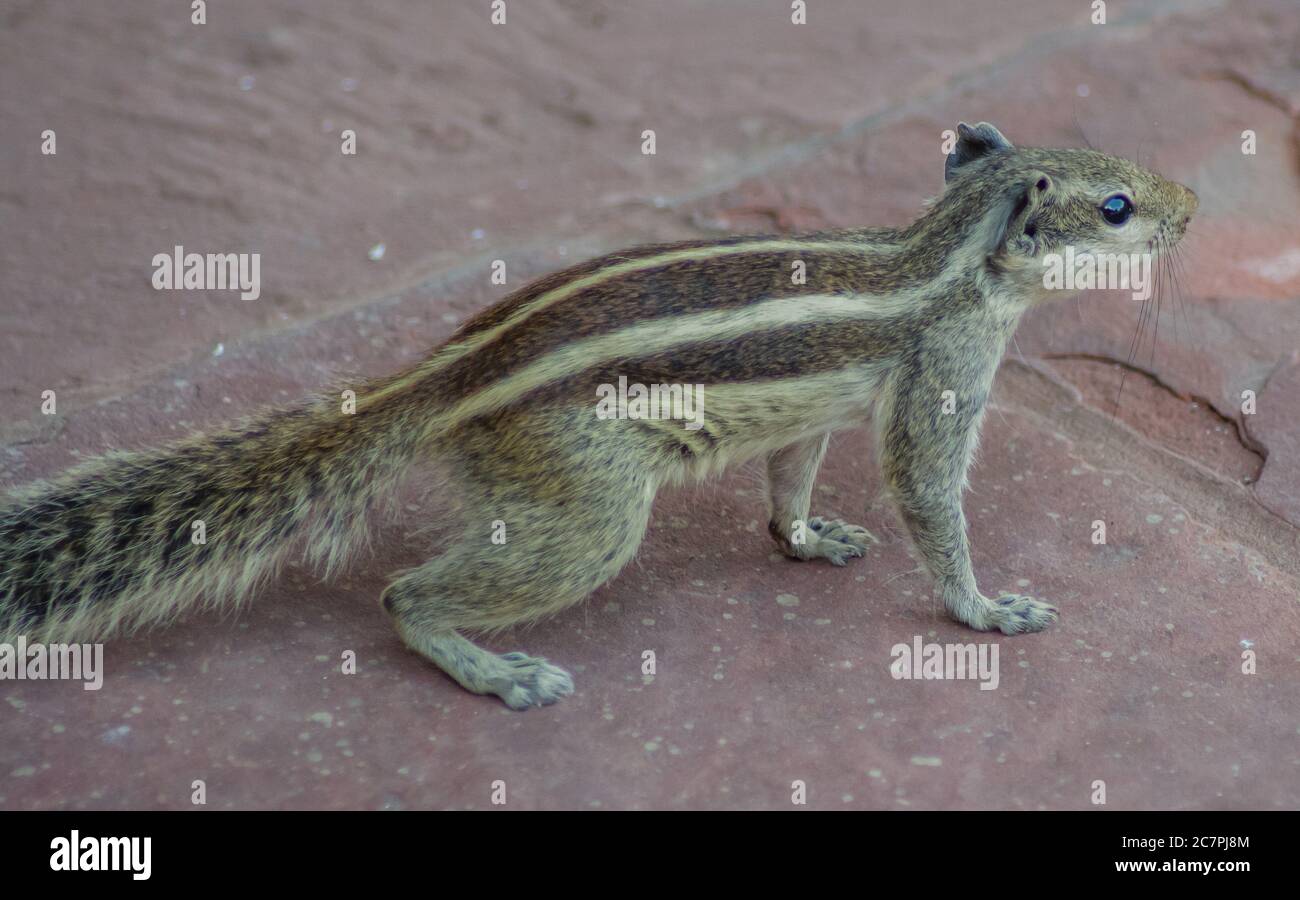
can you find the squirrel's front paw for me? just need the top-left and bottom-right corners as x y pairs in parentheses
(986, 593), (1058, 634)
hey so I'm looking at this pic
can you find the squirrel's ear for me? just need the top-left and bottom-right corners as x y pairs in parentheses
(996, 171), (1054, 257)
(945, 121), (1014, 183)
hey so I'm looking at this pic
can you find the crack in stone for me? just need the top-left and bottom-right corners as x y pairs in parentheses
(1239, 351), (1299, 468)
(1210, 69), (1300, 120)
(999, 358), (1300, 545)
(1206, 69), (1300, 180)
(1040, 352), (1267, 461)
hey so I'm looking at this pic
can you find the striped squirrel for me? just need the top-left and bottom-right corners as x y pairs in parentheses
(0, 122), (1196, 708)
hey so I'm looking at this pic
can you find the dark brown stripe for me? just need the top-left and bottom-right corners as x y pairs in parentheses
(419, 242), (928, 407)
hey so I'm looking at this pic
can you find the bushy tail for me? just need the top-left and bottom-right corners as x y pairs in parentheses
(0, 391), (426, 643)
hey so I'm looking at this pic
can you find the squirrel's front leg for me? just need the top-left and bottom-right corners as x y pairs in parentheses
(767, 432), (875, 566)
(878, 368), (1058, 634)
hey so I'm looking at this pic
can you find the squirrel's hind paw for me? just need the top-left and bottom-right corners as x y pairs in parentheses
(806, 517), (877, 566)
(491, 653), (575, 709)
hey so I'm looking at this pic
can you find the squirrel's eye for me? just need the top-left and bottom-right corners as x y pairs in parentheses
(1100, 194), (1134, 226)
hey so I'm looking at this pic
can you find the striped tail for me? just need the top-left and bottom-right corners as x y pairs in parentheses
(0, 391), (424, 644)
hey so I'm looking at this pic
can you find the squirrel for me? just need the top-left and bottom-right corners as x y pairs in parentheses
(0, 122), (1196, 709)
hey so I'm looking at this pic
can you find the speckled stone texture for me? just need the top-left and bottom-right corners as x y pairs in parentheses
(1, 0), (1297, 809)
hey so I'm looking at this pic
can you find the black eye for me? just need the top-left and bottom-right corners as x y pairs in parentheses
(1100, 194), (1134, 225)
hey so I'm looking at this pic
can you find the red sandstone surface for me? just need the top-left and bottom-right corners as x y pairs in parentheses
(1, 0), (1297, 809)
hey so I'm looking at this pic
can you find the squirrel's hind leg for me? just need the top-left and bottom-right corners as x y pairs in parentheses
(381, 411), (660, 708)
(387, 622), (575, 710)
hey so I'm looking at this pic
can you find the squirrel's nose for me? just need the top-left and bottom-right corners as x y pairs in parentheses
(1181, 184), (1199, 216)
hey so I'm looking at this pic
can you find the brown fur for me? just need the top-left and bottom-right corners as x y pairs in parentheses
(0, 122), (1197, 708)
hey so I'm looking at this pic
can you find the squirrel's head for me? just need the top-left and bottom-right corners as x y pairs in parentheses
(941, 121), (1198, 302)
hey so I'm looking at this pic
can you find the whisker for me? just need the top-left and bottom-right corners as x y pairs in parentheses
(1150, 248), (1163, 369)
(1113, 276), (1152, 425)
(1167, 237), (1188, 343)
(1175, 239), (1190, 343)
(1073, 103), (1096, 151)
